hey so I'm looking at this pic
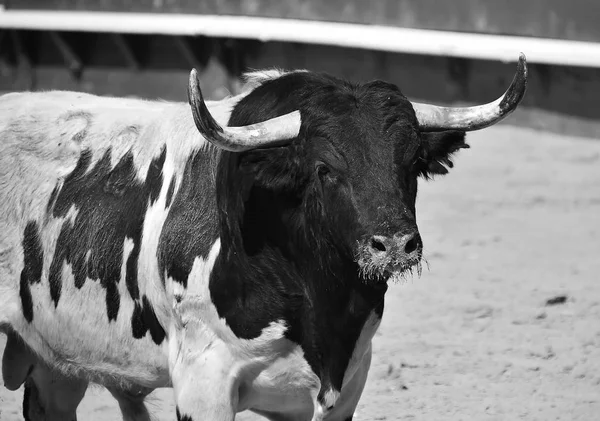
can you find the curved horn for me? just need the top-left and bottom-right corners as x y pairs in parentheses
(413, 53), (528, 132)
(187, 68), (301, 152)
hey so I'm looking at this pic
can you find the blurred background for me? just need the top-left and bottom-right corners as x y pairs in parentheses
(1, 2), (600, 421)
(2, 0), (600, 137)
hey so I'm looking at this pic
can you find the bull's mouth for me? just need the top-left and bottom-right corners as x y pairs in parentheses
(357, 255), (424, 285)
(382, 259), (423, 283)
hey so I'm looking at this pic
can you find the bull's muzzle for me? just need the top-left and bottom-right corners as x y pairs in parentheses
(358, 231), (423, 283)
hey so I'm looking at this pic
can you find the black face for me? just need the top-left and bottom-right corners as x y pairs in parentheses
(223, 72), (469, 285)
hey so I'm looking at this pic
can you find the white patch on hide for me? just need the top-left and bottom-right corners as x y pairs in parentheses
(168, 238), (322, 418)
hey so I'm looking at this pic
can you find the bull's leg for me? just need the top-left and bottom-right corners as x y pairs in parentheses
(107, 386), (153, 421)
(322, 347), (372, 421)
(2, 329), (88, 421)
(171, 354), (238, 421)
(169, 328), (238, 421)
(22, 364), (88, 421)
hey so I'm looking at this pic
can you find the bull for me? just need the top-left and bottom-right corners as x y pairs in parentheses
(0, 54), (527, 421)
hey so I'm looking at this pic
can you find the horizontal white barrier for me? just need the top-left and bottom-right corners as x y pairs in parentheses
(2, 9), (600, 68)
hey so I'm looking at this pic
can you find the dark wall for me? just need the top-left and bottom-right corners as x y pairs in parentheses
(0, 31), (243, 100)
(8, 0), (600, 43)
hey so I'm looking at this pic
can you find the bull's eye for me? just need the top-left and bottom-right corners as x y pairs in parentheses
(316, 162), (330, 179)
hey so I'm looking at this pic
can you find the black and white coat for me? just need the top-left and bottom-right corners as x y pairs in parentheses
(0, 68), (478, 421)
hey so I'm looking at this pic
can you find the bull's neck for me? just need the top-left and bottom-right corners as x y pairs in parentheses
(209, 236), (386, 396)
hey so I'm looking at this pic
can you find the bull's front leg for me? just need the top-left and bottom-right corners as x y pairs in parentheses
(169, 316), (239, 421)
(324, 345), (373, 421)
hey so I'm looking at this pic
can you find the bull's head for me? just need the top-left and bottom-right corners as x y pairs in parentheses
(187, 55), (527, 286)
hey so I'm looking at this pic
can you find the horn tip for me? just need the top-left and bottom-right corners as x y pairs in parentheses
(188, 68), (203, 96)
(498, 53), (528, 115)
(187, 68), (200, 103)
(517, 53), (528, 78)
(187, 67), (224, 138)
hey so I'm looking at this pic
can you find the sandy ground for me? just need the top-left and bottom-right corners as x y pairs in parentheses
(1, 124), (599, 420)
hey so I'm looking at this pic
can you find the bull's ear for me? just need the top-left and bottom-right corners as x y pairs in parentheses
(418, 131), (469, 179)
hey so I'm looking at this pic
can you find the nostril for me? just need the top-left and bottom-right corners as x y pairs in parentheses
(370, 236), (387, 253)
(404, 235), (420, 255)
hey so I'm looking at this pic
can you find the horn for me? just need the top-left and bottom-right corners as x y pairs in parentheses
(413, 53), (528, 132)
(187, 69), (301, 152)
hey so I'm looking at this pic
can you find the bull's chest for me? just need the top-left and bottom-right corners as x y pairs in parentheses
(174, 249), (383, 419)
(234, 312), (381, 420)
(238, 343), (321, 419)
(170, 305), (380, 421)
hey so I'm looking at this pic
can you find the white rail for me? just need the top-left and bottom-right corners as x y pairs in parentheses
(2, 9), (600, 68)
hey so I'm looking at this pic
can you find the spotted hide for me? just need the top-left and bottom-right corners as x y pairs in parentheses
(0, 61), (526, 421)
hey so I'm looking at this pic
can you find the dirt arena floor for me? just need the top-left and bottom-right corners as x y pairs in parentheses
(1, 123), (599, 420)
